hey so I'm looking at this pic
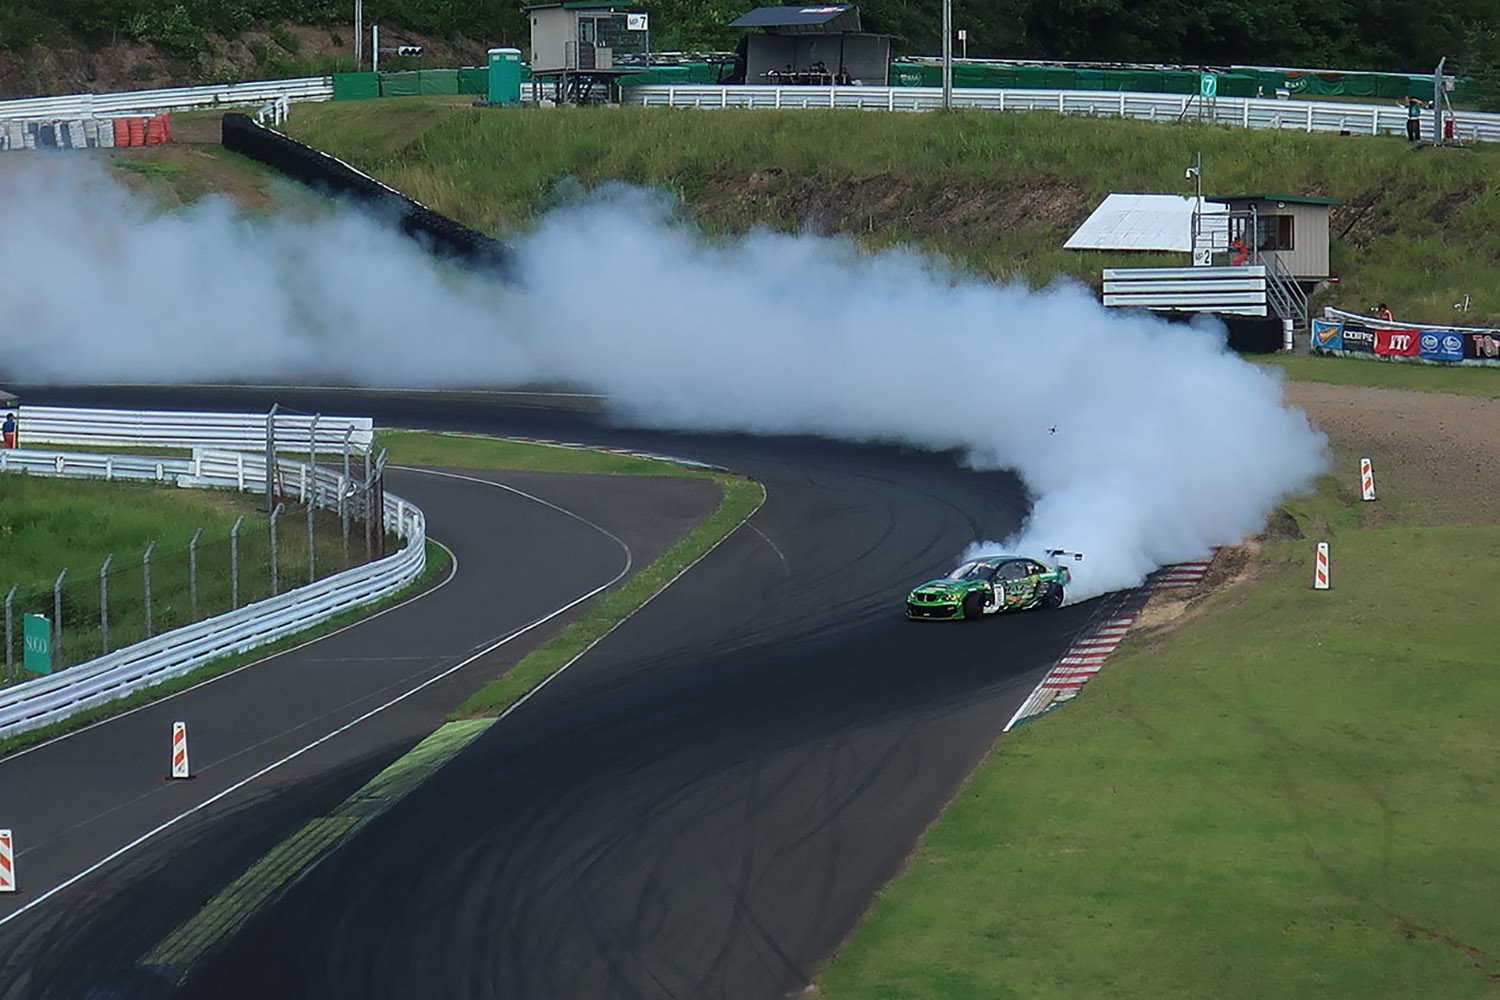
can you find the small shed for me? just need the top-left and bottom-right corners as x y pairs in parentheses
(527, 2), (649, 74)
(728, 6), (890, 87)
(1216, 193), (1339, 281)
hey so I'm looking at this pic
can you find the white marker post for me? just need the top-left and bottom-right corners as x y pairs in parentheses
(171, 722), (190, 779)
(1314, 542), (1330, 590)
(1360, 458), (1376, 501)
(0, 829), (14, 892)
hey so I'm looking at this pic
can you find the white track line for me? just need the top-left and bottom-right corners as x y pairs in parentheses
(0, 466), (635, 928)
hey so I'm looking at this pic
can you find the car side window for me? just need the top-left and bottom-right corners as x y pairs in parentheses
(1026, 561), (1044, 575)
(999, 562), (1027, 581)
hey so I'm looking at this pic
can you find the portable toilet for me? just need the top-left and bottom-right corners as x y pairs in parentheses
(488, 47), (523, 105)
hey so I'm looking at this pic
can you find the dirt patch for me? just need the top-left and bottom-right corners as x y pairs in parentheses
(1134, 379), (1498, 636)
(700, 170), (1091, 249)
(1283, 381), (1500, 525)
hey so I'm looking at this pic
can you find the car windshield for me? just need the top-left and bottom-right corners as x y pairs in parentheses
(946, 562), (994, 581)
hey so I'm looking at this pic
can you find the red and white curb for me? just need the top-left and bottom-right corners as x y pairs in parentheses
(1004, 556), (1215, 731)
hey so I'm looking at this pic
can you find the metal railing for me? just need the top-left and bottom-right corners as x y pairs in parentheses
(0, 439), (423, 739)
(15, 406), (374, 452)
(0, 77), (332, 123)
(625, 85), (1500, 144)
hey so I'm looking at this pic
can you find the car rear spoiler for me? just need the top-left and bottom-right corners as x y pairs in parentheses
(1045, 549), (1085, 562)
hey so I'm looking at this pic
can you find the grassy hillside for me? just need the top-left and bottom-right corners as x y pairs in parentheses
(284, 99), (1500, 325)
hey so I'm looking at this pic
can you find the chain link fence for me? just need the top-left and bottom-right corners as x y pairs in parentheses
(2, 416), (394, 683)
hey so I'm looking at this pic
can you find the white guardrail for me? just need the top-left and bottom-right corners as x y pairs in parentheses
(626, 85), (1500, 144)
(0, 412), (424, 739)
(16, 405), (373, 451)
(0, 77), (332, 123)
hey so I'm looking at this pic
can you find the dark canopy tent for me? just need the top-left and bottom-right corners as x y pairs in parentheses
(727, 5), (890, 86)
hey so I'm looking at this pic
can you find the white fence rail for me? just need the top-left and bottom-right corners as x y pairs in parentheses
(16, 405), (374, 452)
(0, 422), (423, 739)
(0, 77), (332, 124)
(626, 85), (1500, 144)
(1103, 265), (1269, 316)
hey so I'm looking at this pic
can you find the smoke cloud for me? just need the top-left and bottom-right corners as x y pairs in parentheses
(0, 159), (1326, 599)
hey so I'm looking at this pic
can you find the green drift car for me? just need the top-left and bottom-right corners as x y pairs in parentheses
(906, 554), (1073, 621)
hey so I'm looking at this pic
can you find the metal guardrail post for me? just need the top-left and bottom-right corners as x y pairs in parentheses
(265, 403), (279, 514)
(4, 585), (15, 680)
(189, 528), (203, 622)
(269, 503), (285, 597)
(53, 569), (67, 666)
(143, 541), (157, 639)
(342, 427), (354, 569)
(308, 414), (320, 583)
(100, 554), (114, 655)
(231, 515), (244, 610)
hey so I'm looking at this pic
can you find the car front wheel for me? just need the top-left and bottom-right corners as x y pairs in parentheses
(962, 592), (987, 620)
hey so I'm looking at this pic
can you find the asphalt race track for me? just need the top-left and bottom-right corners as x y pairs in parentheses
(1, 386), (1108, 999)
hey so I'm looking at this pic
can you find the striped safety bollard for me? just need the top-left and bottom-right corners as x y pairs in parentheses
(1314, 542), (1330, 590)
(1360, 458), (1376, 501)
(0, 829), (14, 892)
(171, 722), (190, 779)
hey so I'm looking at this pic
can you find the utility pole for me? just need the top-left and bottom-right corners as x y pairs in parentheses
(354, 0), (364, 68)
(373, 24), (380, 75)
(941, 0), (953, 110)
(1434, 57), (1446, 147)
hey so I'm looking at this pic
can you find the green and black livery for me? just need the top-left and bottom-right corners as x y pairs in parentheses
(906, 554), (1072, 621)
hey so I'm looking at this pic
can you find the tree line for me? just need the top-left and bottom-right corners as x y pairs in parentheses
(2, 0), (1495, 84)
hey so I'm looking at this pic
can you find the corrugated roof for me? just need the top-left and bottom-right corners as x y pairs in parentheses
(730, 6), (857, 28)
(1064, 193), (1228, 252)
(1217, 192), (1342, 206)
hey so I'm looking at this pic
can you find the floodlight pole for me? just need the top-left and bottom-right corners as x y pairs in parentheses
(941, 0), (953, 110)
(373, 25), (380, 75)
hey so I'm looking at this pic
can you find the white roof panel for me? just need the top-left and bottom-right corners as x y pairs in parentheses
(1064, 193), (1228, 252)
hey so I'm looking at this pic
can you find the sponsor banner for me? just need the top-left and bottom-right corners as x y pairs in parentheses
(1466, 331), (1500, 361)
(1311, 318), (1343, 352)
(1419, 329), (1465, 362)
(1375, 327), (1420, 357)
(1340, 324), (1376, 354)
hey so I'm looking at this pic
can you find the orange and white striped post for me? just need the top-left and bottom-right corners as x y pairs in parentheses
(0, 829), (15, 892)
(1314, 542), (1330, 590)
(1360, 458), (1376, 501)
(171, 722), (190, 779)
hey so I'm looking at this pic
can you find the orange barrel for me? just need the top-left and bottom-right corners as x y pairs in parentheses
(162, 113), (171, 141)
(113, 118), (130, 147)
(127, 117), (146, 146)
(145, 115), (165, 145)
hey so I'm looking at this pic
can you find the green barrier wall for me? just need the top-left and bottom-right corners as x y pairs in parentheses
(458, 68), (489, 94)
(332, 72), (380, 100)
(379, 71), (421, 97)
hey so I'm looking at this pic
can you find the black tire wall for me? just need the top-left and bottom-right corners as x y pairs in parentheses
(221, 112), (513, 278)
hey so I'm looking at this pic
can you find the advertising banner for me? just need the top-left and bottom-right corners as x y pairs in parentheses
(1419, 329), (1465, 362)
(1466, 331), (1500, 361)
(1311, 319), (1343, 352)
(1340, 324), (1376, 354)
(23, 614), (50, 676)
(1375, 328), (1420, 357)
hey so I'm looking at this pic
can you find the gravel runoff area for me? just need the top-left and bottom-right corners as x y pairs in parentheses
(1282, 381), (1500, 526)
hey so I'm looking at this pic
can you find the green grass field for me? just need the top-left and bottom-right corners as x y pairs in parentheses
(1260, 353), (1500, 397)
(284, 100), (1500, 324)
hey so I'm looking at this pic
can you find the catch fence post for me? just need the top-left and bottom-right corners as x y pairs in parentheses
(264, 403), (279, 514)
(230, 516), (244, 609)
(143, 541), (157, 638)
(269, 504), (285, 596)
(189, 528), (203, 621)
(4, 585), (15, 680)
(342, 427), (354, 568)
(53, 569), (67, 666)
(99, 554), (114, 655)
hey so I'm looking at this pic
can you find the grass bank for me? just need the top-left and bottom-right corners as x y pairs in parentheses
(816, 411), (1500, 997)
(372, 430), (764, 720)
(1259, 353), (1500, 397)
(286, 99), (1500, 323)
